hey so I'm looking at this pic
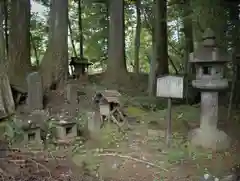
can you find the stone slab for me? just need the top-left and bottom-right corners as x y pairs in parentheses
(200, 92), (218, 129)
(87, 111), (101, 138)
(26, 72), (43, 111)
(65, 84), (78, 105)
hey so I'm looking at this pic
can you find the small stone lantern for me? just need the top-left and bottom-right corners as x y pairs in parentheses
(189, 28), (230, 150)
(22, 122), (41, 144)
(54, 119), (77, 141)
(69, 57), (92, 79)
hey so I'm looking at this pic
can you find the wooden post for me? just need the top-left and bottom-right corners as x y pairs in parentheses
(166, 97), (172, 147)
(156, 75), (184, 148)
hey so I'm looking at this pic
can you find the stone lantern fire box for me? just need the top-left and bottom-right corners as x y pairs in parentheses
(189, 28), (230, 150)
(22, 123), (41, 144)
(93, 90), (121, 117)
(54, 119), (77, 140)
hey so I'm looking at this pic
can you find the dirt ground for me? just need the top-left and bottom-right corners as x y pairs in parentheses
(2, 74), (240, 181)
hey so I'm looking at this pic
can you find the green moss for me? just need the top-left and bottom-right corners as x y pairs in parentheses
(98, 124), (125, 148)
(125, 106), (147, 117)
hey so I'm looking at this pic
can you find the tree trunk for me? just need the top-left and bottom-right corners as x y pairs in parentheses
(148, 2), (157, 97)
(3, 0), (8, 56)
(0, 0), (5, 66)
(78, 0), (83, 58)
(148, 40), (157, 96)
(182, 0), (194, 103)
(154, 0), (168, 76)
(183, 0), (194, 74)
(0, 73), (15, 119)
(105, 0), (128, 83)
(134, 0), (141, 74)
(8, 0), (31, 90)
(228, 2), (240, 107)
(40, 0), (68, 90)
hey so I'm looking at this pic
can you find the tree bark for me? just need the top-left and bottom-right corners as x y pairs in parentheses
(0, 0), (5, 66)
(228, 2), (240, 107)
(105, 0), (128, 83)
(148, 40), (157, 96)
(78, 0), (83, 58)
(183, 0), (194, 74)
(182, 0), (194, 103)
(40, 0), (68, 90)
(154, 0), (168, 76)
(3, 0), (8, 56)
(8, 0), (31, 90)
(134, 0), (141, 74)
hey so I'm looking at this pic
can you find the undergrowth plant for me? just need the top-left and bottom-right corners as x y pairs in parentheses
(165, 132), (213, 164)
(0, 116), (24, 144)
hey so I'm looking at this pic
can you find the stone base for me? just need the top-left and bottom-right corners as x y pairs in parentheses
(189, 127), (231, 151)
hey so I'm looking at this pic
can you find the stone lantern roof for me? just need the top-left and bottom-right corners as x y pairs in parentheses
(189, 28), (229, 63)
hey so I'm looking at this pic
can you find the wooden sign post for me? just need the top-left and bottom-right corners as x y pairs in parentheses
(156, 75), (184, 147)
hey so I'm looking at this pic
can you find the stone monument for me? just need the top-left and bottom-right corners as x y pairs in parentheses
(189, 28), (230, 150)
(27, 72), (43, 111)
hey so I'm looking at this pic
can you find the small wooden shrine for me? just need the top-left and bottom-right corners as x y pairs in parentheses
(93, 90), (127, 128)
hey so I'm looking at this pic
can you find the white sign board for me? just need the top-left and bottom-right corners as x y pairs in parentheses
(156, 76), (184, 98)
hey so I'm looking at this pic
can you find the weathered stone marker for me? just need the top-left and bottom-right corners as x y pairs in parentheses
(87, 111), (101, 138)
(156, 75), (184, 146)
(189, 28), (230, 150)
(27, 72), (43, 111)
(65, 83), (78, 117)
(66, 84), (78, 105)
(0, 73), (15, 119)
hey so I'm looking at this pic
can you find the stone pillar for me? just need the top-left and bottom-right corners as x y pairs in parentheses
(190, 90), (230, 150)
(200, 92), (218, 130)
(27, 72), (43, 111)
(87, 111), (101, 139)
(66, 84), (78, 105)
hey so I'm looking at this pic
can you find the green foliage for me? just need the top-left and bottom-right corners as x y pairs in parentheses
(0, 117), (24, 144)
(30, 11), (48, 65)
(164, 133), (213, 164)
(30, 0), (237, 74)
(69, 0), (108, 62)
(98, 124), (126, 148)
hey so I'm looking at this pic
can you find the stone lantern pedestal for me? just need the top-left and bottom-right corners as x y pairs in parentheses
(188, 28), (230, 151)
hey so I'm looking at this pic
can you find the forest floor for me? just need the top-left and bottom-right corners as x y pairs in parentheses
(1, 73), (240, 181)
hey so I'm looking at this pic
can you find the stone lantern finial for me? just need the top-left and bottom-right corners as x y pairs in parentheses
(202, 28), (216, 47)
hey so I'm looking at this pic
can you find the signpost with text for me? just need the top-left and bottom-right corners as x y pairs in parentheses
(156, 75), (184, 147)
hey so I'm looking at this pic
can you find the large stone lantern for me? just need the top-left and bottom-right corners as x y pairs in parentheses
(189, 28), (230, 150)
